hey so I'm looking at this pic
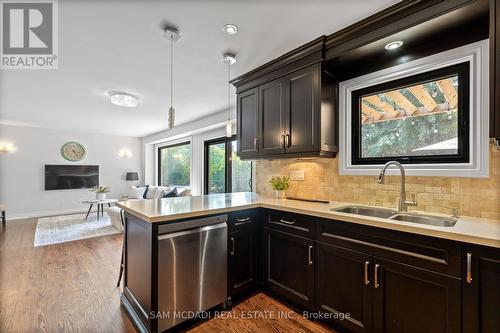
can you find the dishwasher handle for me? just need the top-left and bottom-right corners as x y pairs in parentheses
(158, 222), (227, 240)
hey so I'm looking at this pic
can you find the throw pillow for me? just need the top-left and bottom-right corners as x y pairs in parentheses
(145, 186), (157, 199)
(176, 187), (191, 197)
(128, 185), (148, 199)
(163, 188), (178, 198)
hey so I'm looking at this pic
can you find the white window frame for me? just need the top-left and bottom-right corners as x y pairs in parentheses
(339, 40), (489, 178)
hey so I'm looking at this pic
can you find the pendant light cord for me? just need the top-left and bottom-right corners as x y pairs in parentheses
(170, 34), (173, 109)
(227, 61), (230, 122)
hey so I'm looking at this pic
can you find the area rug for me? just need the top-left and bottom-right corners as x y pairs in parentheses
(34, 212), (120, 247)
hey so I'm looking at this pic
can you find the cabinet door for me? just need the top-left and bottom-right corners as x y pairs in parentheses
(237, 88), (259, 158)
(259, 79), (286, 155)
(264, 228), (314, 309)
(228, 227), (257, 296)
(316, 242), (373, 333)
(373, 257), (461, 333)
(463, 245), (500, 333)
(283, 64), (320, 154)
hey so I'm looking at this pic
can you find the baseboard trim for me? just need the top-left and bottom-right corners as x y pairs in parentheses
(5, 208), (104, 221)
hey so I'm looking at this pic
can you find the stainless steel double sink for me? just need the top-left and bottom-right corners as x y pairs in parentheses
(331, 205), (457, 227)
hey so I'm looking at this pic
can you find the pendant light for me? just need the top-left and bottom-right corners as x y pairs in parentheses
(222, 52), (236, 137)
(164, 27), (181, 129)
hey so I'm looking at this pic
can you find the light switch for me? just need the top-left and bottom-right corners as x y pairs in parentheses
(290, 170), (305, 181)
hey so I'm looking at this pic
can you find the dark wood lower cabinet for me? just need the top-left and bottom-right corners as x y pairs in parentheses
(228, 226), (257, 296)
(232, 210), (500, 333)
(373, 257), (461, 333)
(263, 228), (315, 310)
(463, 245), (500, 333)
(315, 242), (372, 333)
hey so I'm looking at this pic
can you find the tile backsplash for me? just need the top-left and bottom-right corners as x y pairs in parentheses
(255, 144), (500, 220)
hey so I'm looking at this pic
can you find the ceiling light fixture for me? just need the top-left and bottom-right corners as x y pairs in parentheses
(164, 27), (182, 130)
(109, 92), (138, 107)
(222, 24), (238, 35)
(385, 41), (404, 50)
(222, 52), (237, 137)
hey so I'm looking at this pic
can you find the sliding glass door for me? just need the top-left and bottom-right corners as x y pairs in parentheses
(204, 137), (252, 194)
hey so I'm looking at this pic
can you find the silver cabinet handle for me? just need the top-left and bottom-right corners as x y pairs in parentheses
(374, 264), (380, 288)
(230, 237), (235, 256)
(466, 252), (472, 284)
(279, 218), (295, 225)
(281, 134), (286, 150)
(253, 138), (258, 150)
(308, 245), (313, 265)
(286, 134), (290, 148)
(235, 217), (251, 224)
(364, 261), (370, 285)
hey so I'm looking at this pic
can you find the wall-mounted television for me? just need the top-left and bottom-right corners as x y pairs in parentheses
(45, 165), (99, 190)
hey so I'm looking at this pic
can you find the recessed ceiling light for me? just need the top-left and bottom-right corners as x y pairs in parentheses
(222, 24), (238, 35)
(385, 41), (404, 50)
(109, 92), (139, 107)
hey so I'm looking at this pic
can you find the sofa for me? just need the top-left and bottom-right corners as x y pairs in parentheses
(107, 185), (192, 231)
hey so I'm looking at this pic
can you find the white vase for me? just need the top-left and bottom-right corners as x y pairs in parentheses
(96, 193), (106, 201)
(274, 190), (285, 199)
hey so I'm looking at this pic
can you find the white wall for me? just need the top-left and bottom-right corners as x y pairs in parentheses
(0, 124), (142, 219)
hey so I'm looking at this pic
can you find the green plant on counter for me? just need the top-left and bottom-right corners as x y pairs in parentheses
(269, 176), (290, 191)
(90, 186), (111, 194)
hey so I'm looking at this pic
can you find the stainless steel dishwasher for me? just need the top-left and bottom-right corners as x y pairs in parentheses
(157, 215), (227, 332)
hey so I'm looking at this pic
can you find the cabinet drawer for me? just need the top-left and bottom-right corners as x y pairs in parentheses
(316, 218), (461, 277)
(264, 209), (314, 238)
(228, 209), (258, 231)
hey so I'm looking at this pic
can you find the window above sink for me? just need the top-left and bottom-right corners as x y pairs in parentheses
(339, 40), (489, 178)
(352, 62), (469, 165)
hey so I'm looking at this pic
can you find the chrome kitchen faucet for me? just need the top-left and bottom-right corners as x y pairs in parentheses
(377, 161), (417, 213)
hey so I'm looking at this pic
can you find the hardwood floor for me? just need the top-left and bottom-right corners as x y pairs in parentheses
(0, 218), (336, 333)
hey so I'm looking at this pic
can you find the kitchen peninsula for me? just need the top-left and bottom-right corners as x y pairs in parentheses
(117, 192), (500, 333)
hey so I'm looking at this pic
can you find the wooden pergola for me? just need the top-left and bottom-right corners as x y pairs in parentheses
(361, 77), (458, 124)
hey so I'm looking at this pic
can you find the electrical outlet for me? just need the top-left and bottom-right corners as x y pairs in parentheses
(290, 170), (305, 181)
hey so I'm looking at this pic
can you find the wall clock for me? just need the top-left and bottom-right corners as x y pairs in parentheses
(61, 142), (86, 162)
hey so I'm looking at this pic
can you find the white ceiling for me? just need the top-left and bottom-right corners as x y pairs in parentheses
(0, 0), (398, 137)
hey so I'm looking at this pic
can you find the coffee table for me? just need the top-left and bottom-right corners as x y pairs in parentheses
(82, 199), (118, 221)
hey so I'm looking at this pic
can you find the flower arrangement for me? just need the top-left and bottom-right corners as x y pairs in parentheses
(269, 176), (290, 191)
(90, 186), (111, 194)
(90, 186), (111, 200)
(269, 176), (290, 199)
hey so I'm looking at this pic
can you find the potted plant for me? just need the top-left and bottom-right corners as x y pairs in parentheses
(90, 186), (111, 201)
(269, 176), (290, 199)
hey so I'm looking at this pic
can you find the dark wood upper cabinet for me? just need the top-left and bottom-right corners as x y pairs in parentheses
(237, 88), (259, 158)
(372, 257), (461, 333)
(232, 38), (338, 160)
(463, 245), (500, 333)
(491, 0), (500, 140)
(316, 241), (373, 333)
(259, 79), (286, 156)
(283, 64), (320, 154)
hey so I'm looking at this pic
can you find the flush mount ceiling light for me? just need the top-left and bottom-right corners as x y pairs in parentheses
(222, 24), (238, 35)
(109, 92), (138, 107)
(164, 27), (182, 130)
(222, 52), (237, 137)
(385, 41), (404, 50)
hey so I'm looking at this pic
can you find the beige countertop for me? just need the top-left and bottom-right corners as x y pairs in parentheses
(116, 192), (500, 248)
